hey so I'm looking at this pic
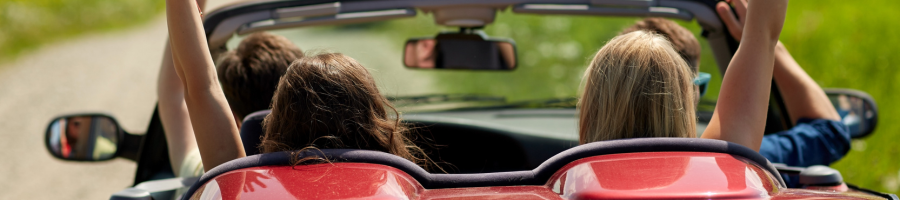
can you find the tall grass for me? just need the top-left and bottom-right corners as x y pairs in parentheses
(783, 0), (900, 193)
(0, 0), (164, 62)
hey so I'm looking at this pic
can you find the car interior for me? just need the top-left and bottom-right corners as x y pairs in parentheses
(239, 109), (577, 173)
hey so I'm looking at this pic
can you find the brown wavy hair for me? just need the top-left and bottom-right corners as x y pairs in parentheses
(260, 53), (426, 165)
(217, 32), (303, 120)
(621, 18), (701, 72)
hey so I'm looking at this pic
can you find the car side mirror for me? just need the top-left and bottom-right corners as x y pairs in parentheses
(45, 114), (123, 161)
(403, 32), (517, 70)
(824, 89), (878, 139)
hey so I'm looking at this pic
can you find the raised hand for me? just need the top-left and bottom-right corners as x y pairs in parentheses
(701, 0), (788, 151)
(716, 0), (749, 41)
(166, 0), (245, 171)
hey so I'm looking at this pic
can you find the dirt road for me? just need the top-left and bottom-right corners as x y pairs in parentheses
(0, 15), (165, 200)
(0, 0), (432, 198)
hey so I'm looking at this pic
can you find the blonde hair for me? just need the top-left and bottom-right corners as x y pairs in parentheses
(578, 31), (696, 144)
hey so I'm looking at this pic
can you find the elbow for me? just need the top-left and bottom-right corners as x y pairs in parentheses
(768, 32), (782, 49)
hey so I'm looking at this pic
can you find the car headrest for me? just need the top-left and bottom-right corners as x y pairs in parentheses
(239, 110), (270, 156)
(181, 137), (784, 200)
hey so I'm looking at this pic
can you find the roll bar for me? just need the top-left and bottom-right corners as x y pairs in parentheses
(201, 0), (732, 73)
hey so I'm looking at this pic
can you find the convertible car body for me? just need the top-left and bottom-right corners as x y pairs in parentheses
(182, 138), (888, 200)
(44, 0), (892, 199)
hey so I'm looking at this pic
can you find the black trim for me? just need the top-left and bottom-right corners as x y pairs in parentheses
(203, 0), (373, 38)
(768, 80), (792, 133)
(118, 133), (142, 162)
(847, 183), (899, 200)
(823, 88), (879, 139)
(202, 0), (722, 39)
(132, 106), (175, 186)
(773, 163), (806, 174)
(181, 137), (784, 199)
(43, 113), (125, 162)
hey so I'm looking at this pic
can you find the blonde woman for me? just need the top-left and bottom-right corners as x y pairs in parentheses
(579, 0), (788, 151)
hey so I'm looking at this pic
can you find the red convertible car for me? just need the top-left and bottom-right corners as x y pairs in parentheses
(44, 0), (893, 199)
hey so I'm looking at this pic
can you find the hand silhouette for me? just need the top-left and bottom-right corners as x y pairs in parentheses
(243, 171), (273, 193)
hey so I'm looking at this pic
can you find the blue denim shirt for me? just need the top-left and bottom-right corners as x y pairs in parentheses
(759, 118), (851, 187)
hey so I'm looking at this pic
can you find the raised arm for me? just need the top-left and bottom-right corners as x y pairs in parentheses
(158, 42), (197, 176)
(700, 0), (788, 151)
(771, 43), (842, 123)
(166, 0), (244, 171)
(715, 0), (840, 125)
(158, 0), (208, 177)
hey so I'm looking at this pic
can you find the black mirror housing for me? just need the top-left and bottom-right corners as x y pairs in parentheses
(824, 89), (878, 139)
(45, 114), (124, 162)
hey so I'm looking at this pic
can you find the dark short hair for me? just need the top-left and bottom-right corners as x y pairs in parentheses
(217, 32), (303, 120)
(621, 18), (701, 72)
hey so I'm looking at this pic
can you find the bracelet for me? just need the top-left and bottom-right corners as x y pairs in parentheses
(196, 1), (203, 16)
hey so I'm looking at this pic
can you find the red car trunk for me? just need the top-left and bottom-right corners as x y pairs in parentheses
(190, 152), (877, 200)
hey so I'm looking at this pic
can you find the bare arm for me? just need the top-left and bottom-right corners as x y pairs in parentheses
(772, 42), (841, 123)
(166, 0), (244, 171)
(715, 1), (840, 125)
(158, 42), (196, 176)
(701, 0), (788, 151)
(158, 0), (209, 177)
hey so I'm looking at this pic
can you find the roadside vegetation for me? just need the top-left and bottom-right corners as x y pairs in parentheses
(0, 0), (164, 63)
(785, 0), (900, 193)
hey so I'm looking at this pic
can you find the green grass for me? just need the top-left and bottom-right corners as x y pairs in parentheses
(783, 0), (900, 193)
(368, 1), (899, 193)
(0, 0), (165, 63)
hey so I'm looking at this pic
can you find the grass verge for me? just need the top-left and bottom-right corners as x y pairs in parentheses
(0, 0), (164, 63)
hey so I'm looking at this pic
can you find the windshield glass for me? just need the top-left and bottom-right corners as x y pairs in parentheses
(225, 11), (723, 112)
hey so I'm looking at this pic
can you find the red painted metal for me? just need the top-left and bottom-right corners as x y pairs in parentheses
(546, 152), (778, 199)
(192, 163), (424, 200)
(191, 152), (881, 200)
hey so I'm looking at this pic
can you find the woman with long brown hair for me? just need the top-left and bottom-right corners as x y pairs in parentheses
(579, 0), (789, 151)
(163, 0), (424, 171)
(261, 53), (424, 163)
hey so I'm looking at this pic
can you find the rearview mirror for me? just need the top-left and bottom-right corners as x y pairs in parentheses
(404, 32), (516, 70)
(824, 89), (878, 139)
(45, 114), (122, 161)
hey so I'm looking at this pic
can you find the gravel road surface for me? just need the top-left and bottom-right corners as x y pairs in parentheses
(0, 15), (164, 200)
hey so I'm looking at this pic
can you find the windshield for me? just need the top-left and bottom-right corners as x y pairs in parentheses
(225, 11), (722, 112)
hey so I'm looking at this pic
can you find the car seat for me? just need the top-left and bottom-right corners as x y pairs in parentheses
(239, 110), (270, 156)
